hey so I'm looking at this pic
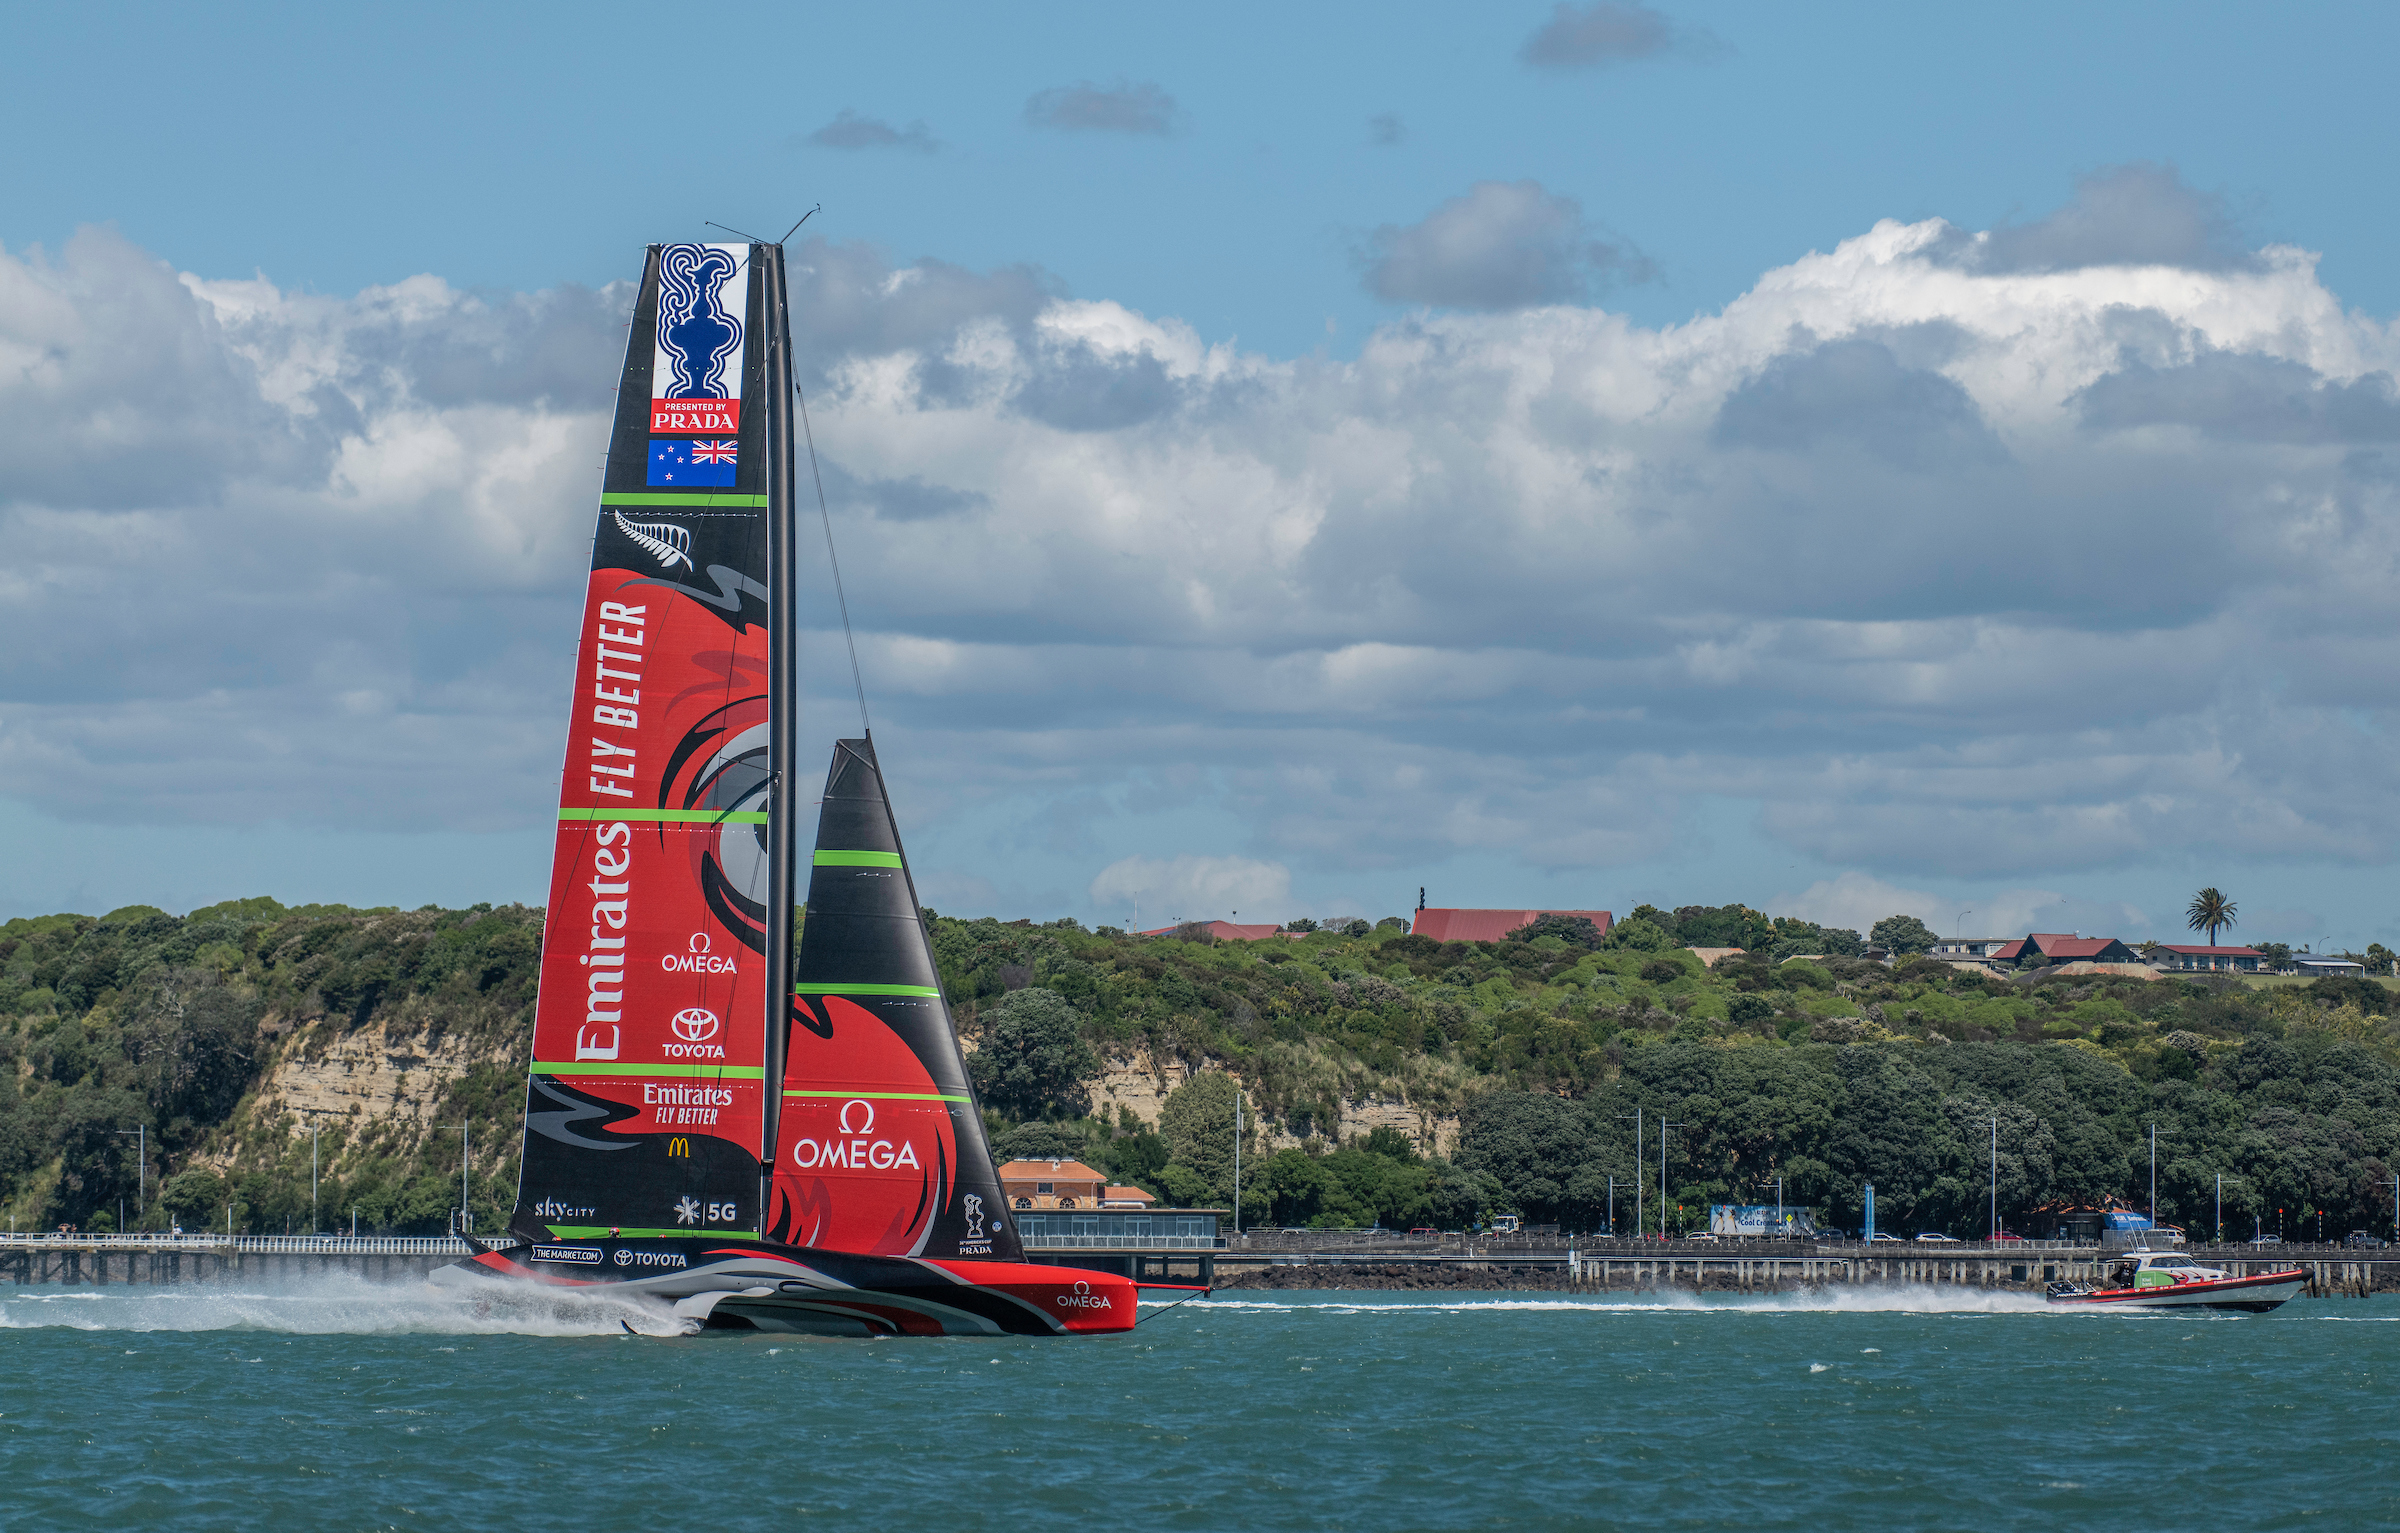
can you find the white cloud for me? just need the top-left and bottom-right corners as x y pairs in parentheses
(1089, 855), (1293, 927)
(1770, 873), (1940, 937)
(10, 171), (2400, 920)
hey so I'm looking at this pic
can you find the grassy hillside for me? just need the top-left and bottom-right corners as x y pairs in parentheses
(4, 900), (2396, 1238)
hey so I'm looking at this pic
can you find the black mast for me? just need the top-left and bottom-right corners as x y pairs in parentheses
(760, 242), (798, 1224)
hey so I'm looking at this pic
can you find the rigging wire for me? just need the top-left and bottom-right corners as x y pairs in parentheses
(795, 375), (871, 735)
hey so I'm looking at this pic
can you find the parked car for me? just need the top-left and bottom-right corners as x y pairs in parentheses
(1407, 1227), (1438, 1236)
(1867, 1233), (1903, 1244)
(2250, 1235), (2284, 1245)
(1990, 1233), (2025, 1242)
(1685, 1232), (1720, 1243)
(2345, 1231), (2390, 1248)
(1914, 1233), (1961, 1243)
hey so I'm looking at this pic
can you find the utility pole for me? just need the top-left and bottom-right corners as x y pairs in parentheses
(311, 1118), (319, 1235)
(1615, 1110), (1643, 1237)
(1231, 1086), (1243, 1237)
(1608, 1175), (1615, 1236)
(461, 1121), (471, 1236)
(2149, 1124), (2157, 1225)
(1660, 1120), (1689, 1238)
(1989, 1116), (1999, 1241)
(113, 1126), (146, 1226)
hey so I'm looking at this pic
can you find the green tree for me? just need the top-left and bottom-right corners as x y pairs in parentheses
(1506, 913), (1607, 950)
(1600, 917), (1673, 953)
(967, 987), (1100, 1119)
(1156, 1072), (1258, 1207)
(2186, 887), (2238, 947)
(1870, 914), (1939, 956)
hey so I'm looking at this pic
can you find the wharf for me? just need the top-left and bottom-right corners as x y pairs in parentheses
(0, 1234), (510, 1287)
(1213, 1235), (2400, 1297)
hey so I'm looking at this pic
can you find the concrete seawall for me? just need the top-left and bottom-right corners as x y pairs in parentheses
(0, 1236), (502, 1287)
(1216, 1241), (2400, 1297)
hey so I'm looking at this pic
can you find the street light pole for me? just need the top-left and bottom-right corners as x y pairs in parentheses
(1615, 1110), (1642, 1237)
(1660, 1120), (1689, 1238)
(113, 1126), (146, 1227)
(1989, 1116), (1999, 1241)
(1232, 1087), (1243, 1238)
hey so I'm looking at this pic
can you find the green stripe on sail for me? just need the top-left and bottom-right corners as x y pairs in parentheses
(812, 850), (903, 867)
(782, 1089), (971, 1102)
(798, 983), (941, 998)
(544, 1227), (761, 1241)
(559, 807), (769, 824)
(599, 492), (769, 508)
(532, 1063), (767, 1079)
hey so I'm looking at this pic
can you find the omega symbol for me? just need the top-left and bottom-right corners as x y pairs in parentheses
(839, 1099), (875, 1134)
(688, 933), (712, 953)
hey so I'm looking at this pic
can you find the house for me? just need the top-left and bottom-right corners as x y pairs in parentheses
(1931, 938), (2014, 960)
(1100, 1185), (1156, 1209)
(1410, 908), (1614, 943)
(1996, 933), (2141, 967)
(1135, 921), (1286, 942)
(996, 1158), (1109, 1210)
(2150, 944), (2266, 973)
(2294, 955), (2366, 977)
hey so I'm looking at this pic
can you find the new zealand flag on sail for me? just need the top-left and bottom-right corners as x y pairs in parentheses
(649, 438), (738, 486)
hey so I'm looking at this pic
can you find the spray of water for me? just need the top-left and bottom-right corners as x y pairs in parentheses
(0, 1272), (687, 1336)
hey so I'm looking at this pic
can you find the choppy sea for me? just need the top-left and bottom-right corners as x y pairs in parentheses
(3, 1278), (2392, 1529)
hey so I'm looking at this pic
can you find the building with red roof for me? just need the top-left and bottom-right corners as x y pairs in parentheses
(1411, 908), (1613, 944)
(2151, 944), (2266, 973)
(1134, 921), (1287, 942)
(1995, 933), (2141, 966)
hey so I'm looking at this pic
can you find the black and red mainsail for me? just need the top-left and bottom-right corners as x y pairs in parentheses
(512, 241), (795, 1242)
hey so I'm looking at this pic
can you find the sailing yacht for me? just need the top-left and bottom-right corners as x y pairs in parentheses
(428, 240), (1148, 1335)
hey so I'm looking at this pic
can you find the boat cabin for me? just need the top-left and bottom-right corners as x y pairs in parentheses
(2105, 1251), (2224, 1289)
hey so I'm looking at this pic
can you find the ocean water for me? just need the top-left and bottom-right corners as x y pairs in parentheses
(4, 1279), (2394, 1529)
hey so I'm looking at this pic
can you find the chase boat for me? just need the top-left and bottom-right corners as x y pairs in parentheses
(2045, 1249), (2306, 1312)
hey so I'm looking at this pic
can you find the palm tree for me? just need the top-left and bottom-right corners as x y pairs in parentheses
(2186, 887), (2238, 947)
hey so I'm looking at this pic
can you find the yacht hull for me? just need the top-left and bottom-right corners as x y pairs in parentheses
(428, 1235), (1143, 1336)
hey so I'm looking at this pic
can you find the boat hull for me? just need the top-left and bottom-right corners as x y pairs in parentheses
(427, 1234), (1144, 1336)
(2046, 1269), (2307, 1313)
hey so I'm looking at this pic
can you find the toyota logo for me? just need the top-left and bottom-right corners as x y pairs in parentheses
(672, 1008), (720, 1042)
(838, 1099), (875, 1134)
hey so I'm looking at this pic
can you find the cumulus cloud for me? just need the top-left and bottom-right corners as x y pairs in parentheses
(1089, 855), (1293, 926)
(804, 109), (939, 153)
(1519, 2), (1728, 68)
(10, 171), (2400, 920)
(1927, 162), (2257, 275)
(1360, 180), (1653, 310)
(1023, 80), (1179, 137)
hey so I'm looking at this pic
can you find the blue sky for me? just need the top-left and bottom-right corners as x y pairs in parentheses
(5, 2), (2400, 950)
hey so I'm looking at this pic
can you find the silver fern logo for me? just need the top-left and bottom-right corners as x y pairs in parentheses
(613, 512), (693, 571)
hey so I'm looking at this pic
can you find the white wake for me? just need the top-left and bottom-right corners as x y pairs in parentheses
(0, 1273), (686, 1336)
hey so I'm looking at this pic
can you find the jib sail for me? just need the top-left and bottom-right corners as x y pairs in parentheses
(768, 737), (1021, 1261)
(512, 241), (796, 1242)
